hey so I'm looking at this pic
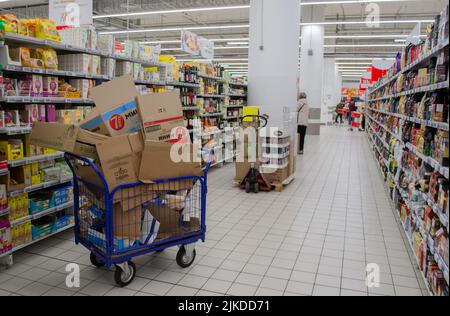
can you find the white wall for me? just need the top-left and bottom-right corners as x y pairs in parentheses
(248, 0), (301, 135)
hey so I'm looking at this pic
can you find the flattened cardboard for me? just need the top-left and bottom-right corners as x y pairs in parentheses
(90, 75), (138, 113)
(29, 122), (78, 153)
(137, 92), (185, 142)
(113, 203), (142, 239)
(139, 141), (202, 182)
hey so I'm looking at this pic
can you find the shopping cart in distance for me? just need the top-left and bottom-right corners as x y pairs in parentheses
(64, 150), (212, 287)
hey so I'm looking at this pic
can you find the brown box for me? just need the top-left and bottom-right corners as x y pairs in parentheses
(8, 166), (26, 192)
(29, 122), (109, 159)
(262, 166), (289, 184)
(139, 141), (202, 183)
(137, 92), (185, 142)
(80, 75), (142, 136)
(113, 203), (142, 239)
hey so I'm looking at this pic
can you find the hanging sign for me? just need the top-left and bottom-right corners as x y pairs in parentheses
(181, 30), (214, 59)
(49, 0), (93, 27)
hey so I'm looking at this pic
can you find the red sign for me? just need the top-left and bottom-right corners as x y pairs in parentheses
(109, 114), (125, 131)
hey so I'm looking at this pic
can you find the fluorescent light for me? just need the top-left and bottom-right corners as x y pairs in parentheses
(224, 66), (248, 69)
(325, 34), (408, 39)
(220, 63), (248, 65)
(301, 19), (434, 26)
(336, 57), (395, 61)
(325, 44), (405, 47)
(140, 37), (249, 45)
(302, 0), (415, 5)
(94, 5), (250, 19)
(215, 46), (249, 50)
(99, 24), (249, 35)
(160, 48), (182, 51)
(339, 66), (370, 69)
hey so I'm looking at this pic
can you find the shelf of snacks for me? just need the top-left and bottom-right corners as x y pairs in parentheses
(366, 5), (449, 295)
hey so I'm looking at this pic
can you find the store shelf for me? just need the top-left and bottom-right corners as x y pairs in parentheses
(368, 108), (449, 131)
(202, 130), (222, 137)
(0, 96), (94, 104)
(7, 176), (73, 197)
(261, 152), (290, 159)
(226, 94), (247, 98)
(421, 192), (449, 231)
(12, 221), (74, 253)
(261, 143), (290, 149)
(199, 74), (226, 81)
(8, 152), (64, 168)
(0, 126), (32, 135)
(1, 64), (112, 81)
(197, 94), (226, 99)
(405, 143), (449, 180)
(369, 81), (449, 102)
(182, 106), (201, 111)
(134, 79), (167, 86)
(228, 82), (248, 88)
(224, 115), (241, 120)
(370, 38), (449, 95)
(0, 208), (9, 217)
(200, 112), (223, 118)
(0, 168), (8, 176)
(10, 201), (74, 227)
(166, 81), (200, 88)
(3, 33), (166, 68)
(365, 113), (403, 143)
(224, 105), (244, 108)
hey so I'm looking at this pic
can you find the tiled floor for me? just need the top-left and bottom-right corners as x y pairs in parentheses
(0, 126), (427, 296)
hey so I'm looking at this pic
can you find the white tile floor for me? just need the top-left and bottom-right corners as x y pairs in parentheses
(0, 126), (428, 296)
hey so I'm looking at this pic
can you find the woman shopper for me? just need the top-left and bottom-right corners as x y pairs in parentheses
(348, 99), (357, 131)
(297, 92), (309, 155)
(335, 102), (344, 124)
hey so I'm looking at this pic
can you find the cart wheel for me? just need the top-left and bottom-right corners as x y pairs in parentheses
(245, 181), (251, 193)
(176, 246), (196, 268)
(254, 182), (260, 193)
(90, 253), (105, 268)
(114, 261), (136, 287)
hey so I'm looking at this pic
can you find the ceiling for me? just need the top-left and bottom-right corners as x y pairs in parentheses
(1, 0), (447, 79)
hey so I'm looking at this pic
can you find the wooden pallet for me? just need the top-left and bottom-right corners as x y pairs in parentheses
(271, 174), (295, 192)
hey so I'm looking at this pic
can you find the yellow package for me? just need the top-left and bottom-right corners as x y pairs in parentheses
(17, 19), (28, 36)
(24, 19), (37, 37)
(31, 175), (41, 186)
(0, 14), (18, 33)
(31, 162), (39, 176)
(43, 148), (57, 155)
(32, 48), (58, 69)
(35, 18), (61, 42)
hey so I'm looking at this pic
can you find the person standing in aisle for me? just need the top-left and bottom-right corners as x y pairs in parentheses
(335, 102), (344, 124)
(348, 99), (357, 131)
(297, 92), (309, 155)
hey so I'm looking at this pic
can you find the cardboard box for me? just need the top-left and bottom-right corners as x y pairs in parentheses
(81, 75), (142, 136)
(95, 134), (142, 189)
(136, 92), (185, 142)
(29, 122), (108, 159)
(139, 141), (202, 182)
(113, 203), (142, 239)
(262, 166), (289, 184)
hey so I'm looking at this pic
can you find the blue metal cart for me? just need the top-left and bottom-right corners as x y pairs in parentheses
(65, 153), (211, 287)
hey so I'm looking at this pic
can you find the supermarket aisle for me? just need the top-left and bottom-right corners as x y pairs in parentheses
(0, 126), (427, 296)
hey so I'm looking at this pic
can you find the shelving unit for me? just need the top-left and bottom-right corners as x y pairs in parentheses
(366, 30), (449, 296)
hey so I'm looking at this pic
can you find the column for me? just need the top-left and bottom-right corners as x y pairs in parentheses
(322, 58), (342, 124)
(299, 6), (324, 135)
(248, 0), (301, 135)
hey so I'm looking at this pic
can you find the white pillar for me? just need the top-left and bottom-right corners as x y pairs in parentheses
(322, 58), (336, 125)
(248, 0), (301, 135)
(299, 6), (324, 135)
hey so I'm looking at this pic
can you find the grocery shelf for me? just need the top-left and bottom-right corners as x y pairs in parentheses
(182, 106), (201, 111)
(197, 94), (226, 99)
(261, 143), (290, 149)
(421, 192), (449, 231)
(3, 33), (166, 68)
(224, 115), (241, 120)
(0, 208), (9, 217)
(0, 126), (32, 135)
(0, 96), (94, 104)
(134, 79), (167, 86)
(367, 123), (390, 151)
(202, 130), (222, 137)
(7, 176), (73, 197)
(228, 82), (248, 88)
(0, 251), (12, 260)
(370, 38), (449, 95)
(10, 201), (74, 227)
(368, 80), (449, 102)
(12, 221), (74, 253)
(1, 64), (112, 81)
(199, 74), (226, 81)
(166, 81), (200, 88)
(200, 112), (224, 118)
(0, 168), (8, 176)
(368, 108), (449, 131)
(261, 152), (290, 159)
(365, 113), (403, 142)
(226, 94), (247, 98)
(8, 152), (64, 168)
(405, 143), (449, 180)
(224, 105), (244, 108)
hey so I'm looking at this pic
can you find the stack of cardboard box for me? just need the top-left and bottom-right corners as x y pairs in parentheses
(29, 75), (203, 249)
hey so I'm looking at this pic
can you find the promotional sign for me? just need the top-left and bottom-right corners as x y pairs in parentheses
(181, 30), (214, 59)
(49, 0), (93, 27)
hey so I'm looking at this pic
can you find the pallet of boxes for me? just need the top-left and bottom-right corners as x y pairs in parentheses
(235, 127), (297, 192)
(28, 75), (202, 250)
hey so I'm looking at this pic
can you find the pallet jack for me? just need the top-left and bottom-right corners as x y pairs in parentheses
(239, 113), (272, 194)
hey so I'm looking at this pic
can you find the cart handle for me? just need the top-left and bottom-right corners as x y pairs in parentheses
(201, 148), (214, 176)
